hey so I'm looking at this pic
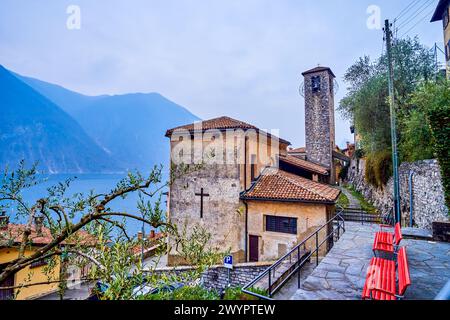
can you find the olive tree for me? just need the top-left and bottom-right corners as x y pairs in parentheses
(0, 161), (224, 299)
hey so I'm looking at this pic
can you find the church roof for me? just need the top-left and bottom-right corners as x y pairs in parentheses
(288, 147), (306, 154)
(279, 154), (329, 175)
(165, 116), (291, 145)
(302, 66), (336, 78)
(241, 168), (340, 204)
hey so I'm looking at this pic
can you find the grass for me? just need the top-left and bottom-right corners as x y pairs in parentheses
(345, 185), (377, 213)
(336, 192), (350, 208)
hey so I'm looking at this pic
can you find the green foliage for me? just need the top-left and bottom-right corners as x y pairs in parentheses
(365, 151), (393, 188)
(142, 285), (267, 301)
(223, 286), (266, 300)
(339, 37), (436, 163)
(410, 80), (450, 209)
(364, 154), (377, 187)
(366, 150), (393, 188)
(143, 285), (220, 300)
(399, 109), (435, 162)
(345, 185), (377, 213)
(355, 149), (365, 159)
(0, 161), (225, 299)
(336, 192), (350, 208)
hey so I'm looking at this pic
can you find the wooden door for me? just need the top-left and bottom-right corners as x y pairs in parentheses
(249, 235), (259, 262)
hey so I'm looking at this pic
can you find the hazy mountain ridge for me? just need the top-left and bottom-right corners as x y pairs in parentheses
(1, 66), (200, 173)
(0, 66), (121, 173)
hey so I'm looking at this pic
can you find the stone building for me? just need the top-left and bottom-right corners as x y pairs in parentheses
(431, 0), (450, 77)
(164, 67), (343, 265)
(291, 66), (350, 185)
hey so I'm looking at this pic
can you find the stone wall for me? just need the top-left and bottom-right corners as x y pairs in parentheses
(303, 69), (335, 172)
(167, 162), (245, 264)
(154, 262), (271, 291)
(347, 158), (448, 229)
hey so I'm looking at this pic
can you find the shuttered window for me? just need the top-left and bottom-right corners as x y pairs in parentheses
(265, 215), (297, 235)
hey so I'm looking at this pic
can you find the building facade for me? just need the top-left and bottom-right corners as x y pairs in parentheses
(165, 67), (342, 266)
(432, 0), (450, 77)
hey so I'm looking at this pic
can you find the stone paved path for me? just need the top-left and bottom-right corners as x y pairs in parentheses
(290, 222), (450, 300)
(273, 260), (319, 300)
(339, 187), (361, 209)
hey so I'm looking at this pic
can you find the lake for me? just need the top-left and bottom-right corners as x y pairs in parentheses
(6, 173), (168, 236)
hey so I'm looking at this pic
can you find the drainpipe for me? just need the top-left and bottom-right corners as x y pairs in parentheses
(243, 200), (249, 263)
(408, 170), (414, 227)
(244, 136), (249, 262)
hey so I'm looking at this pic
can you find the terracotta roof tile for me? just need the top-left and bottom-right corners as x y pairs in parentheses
(241, 168), (340, 203)
(0, 224), (97, 247)
(288, 147), (306, 154)
(280, 155), (329, 175)
(165, 116), (291, 145)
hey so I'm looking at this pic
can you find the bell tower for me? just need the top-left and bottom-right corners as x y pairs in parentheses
(302, 66), (336, 183)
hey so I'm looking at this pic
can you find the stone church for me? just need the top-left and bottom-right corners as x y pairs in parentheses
(164, 66), (344, 265)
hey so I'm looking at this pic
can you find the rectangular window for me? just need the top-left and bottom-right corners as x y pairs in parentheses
(250, 154), (257, 182)
(265, 215), (297, 235)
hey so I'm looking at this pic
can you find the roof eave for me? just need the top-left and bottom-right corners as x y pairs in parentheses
(240, 196), (336, 205)
(166, 128), (291, 145)
(279, 158), (329, 176)
(302, 67), (336, 78)
(431, 0), (449, 22)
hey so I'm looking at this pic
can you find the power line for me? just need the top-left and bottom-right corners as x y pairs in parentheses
(396, 0), (435, 31)
(395, 0), (423, 21)
(399, 8), (436, 37)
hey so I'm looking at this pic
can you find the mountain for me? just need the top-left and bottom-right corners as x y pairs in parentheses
(0, 65), (121, 173)
(16, 70), (200, 172)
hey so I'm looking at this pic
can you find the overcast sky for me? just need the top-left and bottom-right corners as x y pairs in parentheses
(0, 0), (444, 148)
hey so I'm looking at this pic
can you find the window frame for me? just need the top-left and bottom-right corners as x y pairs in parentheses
(265, 215), (298, 235)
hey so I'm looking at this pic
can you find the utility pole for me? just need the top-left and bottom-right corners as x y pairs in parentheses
(384, 19), (401, 225)
(434, 43), (439, 81)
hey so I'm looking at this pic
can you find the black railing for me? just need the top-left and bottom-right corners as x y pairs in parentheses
(341, 207), (382, 224)
(241, 206), (345, 300)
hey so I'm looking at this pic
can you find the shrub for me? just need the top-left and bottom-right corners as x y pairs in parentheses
(143, 285), (220, 300)
(336, 192), (350, 208)
(365, 154), (377, 187)
(428, 103), (450, 209)
(410, 80), (450, 210)
(223, 286), (267, 300)
(365, 151), (392, 188)
(373, 150), (393, 188)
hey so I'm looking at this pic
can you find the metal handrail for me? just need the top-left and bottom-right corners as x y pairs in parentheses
(242, 206), (345, 300)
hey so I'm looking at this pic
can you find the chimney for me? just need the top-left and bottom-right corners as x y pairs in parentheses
(0, 211), (8, 230)
(34, 216), (44, 236)
(137, 231), (143, 240)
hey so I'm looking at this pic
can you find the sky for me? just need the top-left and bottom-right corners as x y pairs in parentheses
(0, 0), (445, 148)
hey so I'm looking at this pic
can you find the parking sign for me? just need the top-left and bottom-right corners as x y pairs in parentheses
(224, 255), (233, 269)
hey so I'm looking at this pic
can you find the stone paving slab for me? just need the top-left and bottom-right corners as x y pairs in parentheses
(402, 227), (433, 240)
(290, 222), (450, 300)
